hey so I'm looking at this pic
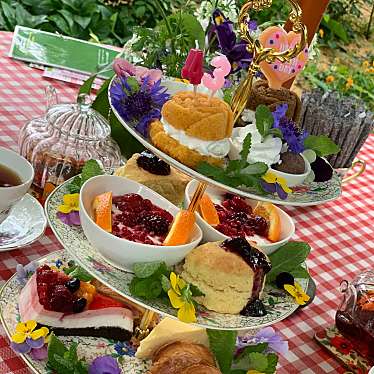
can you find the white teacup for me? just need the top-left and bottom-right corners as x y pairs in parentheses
(0, 147), (34, 223)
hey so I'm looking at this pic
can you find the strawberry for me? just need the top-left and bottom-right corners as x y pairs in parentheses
(88, 294), (123, 310)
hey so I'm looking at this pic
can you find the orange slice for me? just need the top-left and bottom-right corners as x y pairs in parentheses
(253, 202), (281, 242)
(199, 194), (220, 225)
(93, 192), (112, 232)
(163, 210), (195, 246)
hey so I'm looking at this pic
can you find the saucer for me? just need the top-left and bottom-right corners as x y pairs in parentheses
(0, 194), (47, 251)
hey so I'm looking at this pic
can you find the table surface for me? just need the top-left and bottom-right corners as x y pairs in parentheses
(0, 31), (373, 374)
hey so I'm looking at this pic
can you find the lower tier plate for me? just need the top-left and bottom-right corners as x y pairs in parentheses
(45, 179), (309, 330)
(0, 251), (150, 374)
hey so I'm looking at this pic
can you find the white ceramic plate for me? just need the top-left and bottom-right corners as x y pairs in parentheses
(45, 178), (309, 330)
(0, 194), (47, 251)
(0, 251), (150, 374)
(108, 77), (343, 207)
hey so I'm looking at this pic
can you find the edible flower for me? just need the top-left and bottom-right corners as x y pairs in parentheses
(114, 341), (136, 357)
(89, 356), (121, 374)
(212, 9), (252, 72)
(11, 321), (49, 359)
(260, 171), (292, 200)
(16, 261), (37, 286)
(284, 281), (310, 305)
(237, 327), (289, 355)
(110, 75), (169, 137)
(167, 272), (197, 323)
(57, 193), (80, 214)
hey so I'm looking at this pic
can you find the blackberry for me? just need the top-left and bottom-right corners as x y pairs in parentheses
(142, 214), (170, 235)
(137, 151), (171, 176)
(241, 299), (267, 317)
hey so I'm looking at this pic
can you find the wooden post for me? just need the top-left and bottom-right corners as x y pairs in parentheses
(283, 0), (330, 88)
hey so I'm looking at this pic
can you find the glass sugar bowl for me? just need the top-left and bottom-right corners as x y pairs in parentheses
(18, 86), (58, 161)
(335, 271), (374, 364)
(30, 94), (122, 190)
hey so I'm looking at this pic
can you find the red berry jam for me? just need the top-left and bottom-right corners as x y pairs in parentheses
(111, 193), (173, 245)
(215, 195), (269, 242)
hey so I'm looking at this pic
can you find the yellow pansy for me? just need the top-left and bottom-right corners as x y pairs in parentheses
(325, 75), (335, 83)
(11, 321), (49, 344)
(57, 193), (80, 214)
(284, 281), (310, 305)
(262, 172), (292, 194)
(345, 77), (354, 89)
(167, 272), (197, 323)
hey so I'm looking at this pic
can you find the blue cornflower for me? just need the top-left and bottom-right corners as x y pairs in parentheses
(110, 76), (170, 137)
(114, 341), (136, 357)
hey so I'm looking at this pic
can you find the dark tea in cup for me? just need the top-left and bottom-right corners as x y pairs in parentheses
(0, 164), (22, 188)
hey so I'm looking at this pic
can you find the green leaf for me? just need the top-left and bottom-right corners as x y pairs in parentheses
(68, 266), (93, 282)
(125, 76), (140, 93)
(207, 329), (237, 373)
(73, 15), (91, 29)
(264, 353), (278, 374)
(161, 274), (171, 293)
(67, 176), (81, 194)
(268, 128), (283, 138)
(48, 334), (67, 370)
(240, 133), (252, 163)
(290, 265), (310, 279)
(80, 159), (103, 186)
(236, 343), (268, 360)
(304, 135), (340, 157)
(255, 105), (274, 137)
(242, 162), (268, 175)
(248, 352), (268, 372)
(190, 284), (205, 297)
(327, 19), (348, 43)
(78, 74), (97, 98)
(129, 277), (162, 299)
(267, 242), (311, 283)
(133, 261), (165, 278)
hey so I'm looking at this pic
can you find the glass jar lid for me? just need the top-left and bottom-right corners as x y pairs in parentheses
(46, 94), (110, 141)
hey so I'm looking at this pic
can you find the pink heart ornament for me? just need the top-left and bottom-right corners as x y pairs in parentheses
(258, 26), (309, 89)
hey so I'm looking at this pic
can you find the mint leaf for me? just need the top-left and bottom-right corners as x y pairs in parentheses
(67, 176), (81, 194)
(161, 274), (171, 293)
(304, 135), (340, 157)
(235, 343), (268, 361)
(48, 334), (67, 369)
(129, 277), (162, 299)
(243, 162), (268, 175)
(267, 242), (311, 283)
(240, 133), (252, 163)
(248, 352), (269, 372)
(68, 266), (93, 282)
(80, 159), (103, 186)
(133, 261), (166, 278)
(207, 329), (237, 373)
(255, 105), (274, 137)
(264, 353), (278, 374)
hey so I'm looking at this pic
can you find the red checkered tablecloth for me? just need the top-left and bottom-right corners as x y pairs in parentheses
(0, 31), (373, 373)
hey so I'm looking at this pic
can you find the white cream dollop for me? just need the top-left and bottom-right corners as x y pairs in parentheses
(229, 124), (282, 166)
(162, 119), (230, 158)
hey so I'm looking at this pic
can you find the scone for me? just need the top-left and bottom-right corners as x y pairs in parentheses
(149, 91), (234, 169)
(115, 151), (190, 206)
(181, 238), (271, 314)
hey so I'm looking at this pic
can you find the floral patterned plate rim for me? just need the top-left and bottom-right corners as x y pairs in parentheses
(0, 250), (151, 374)
(45, 179), (309, 330)
(108, 77), (342, 207)
(315, 326), (371, 374)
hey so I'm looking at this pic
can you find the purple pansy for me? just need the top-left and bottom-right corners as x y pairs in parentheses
(212, 9), (252, 72)
(260, 179), (288, 200)
(89, 356), (121, 374)
(237, 327), (289, 355)
(57, 211), (80, 226)
(110, 75), (169, 137)
(11, 337), (47, 360)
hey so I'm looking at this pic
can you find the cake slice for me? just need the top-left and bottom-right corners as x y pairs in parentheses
(19, 270), (133, 341)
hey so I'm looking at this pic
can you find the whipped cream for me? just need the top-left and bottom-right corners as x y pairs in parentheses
(229, 124), (282, 166)
(162, 119), (230, 158)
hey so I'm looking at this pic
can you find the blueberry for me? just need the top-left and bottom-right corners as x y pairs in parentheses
(65, 278), (80, 293)
(275, 272), (295, 289)
(73, 298), (87, 313)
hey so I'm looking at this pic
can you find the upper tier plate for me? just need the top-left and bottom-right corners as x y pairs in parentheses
(45, 178), (309, 330)
(108, 77), (342, 207)
(0, 251), (150, 374)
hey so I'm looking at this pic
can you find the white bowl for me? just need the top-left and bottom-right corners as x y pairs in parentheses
(269, 154), (311, 187)
(80, 175), (203, 271)
(0, 147), (34, 223)
(185, 180), (295, 255)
